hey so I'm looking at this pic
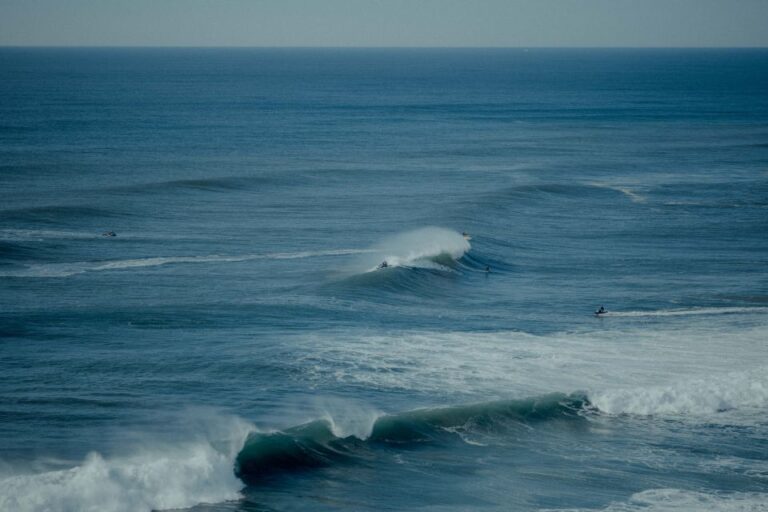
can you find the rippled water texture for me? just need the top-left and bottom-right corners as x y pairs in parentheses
(1, 48), (768, 511)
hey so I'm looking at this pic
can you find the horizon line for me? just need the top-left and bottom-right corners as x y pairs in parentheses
(1, 45), (767, 50)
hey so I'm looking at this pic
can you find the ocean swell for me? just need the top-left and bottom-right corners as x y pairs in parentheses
(235, 393), (587, 483)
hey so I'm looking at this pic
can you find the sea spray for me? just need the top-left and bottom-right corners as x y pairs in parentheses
(361, 227), (471, 271)
(0, 412), (254, 512)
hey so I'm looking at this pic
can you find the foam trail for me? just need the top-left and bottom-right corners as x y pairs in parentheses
(603, 307), (768, 317)
(544, 488), (768, 511)
(361, 227), (471, 271)
(590, 183), (647, 203)
(0, 415), (254, 512)
(0, 249), (372, 278)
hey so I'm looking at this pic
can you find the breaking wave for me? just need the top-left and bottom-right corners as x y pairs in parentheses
(0, 413), (253, 512)
(234, 365), (768, 484)
(359, 227), (471, 272)
(235, 393), (587, 483)
(590, 366), (768, 417)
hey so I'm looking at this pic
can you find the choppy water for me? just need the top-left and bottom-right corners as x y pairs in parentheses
(1, 48), (768, 512)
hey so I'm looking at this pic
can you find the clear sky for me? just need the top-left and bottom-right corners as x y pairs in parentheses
(0, 0), (766, 47)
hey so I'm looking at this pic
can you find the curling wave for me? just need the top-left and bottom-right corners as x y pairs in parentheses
(235, 393), (587, 483)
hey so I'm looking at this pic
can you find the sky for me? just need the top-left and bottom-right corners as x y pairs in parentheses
(0, 0), (766, 47)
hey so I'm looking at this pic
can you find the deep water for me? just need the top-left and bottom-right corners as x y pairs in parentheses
(1, 48), (768, 512)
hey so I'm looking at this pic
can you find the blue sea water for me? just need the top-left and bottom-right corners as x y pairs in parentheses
(1, 48), (767, 512)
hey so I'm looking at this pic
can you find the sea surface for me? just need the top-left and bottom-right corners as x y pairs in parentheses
(1, 48), (767, 512)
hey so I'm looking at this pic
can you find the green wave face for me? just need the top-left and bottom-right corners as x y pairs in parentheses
(235, 393), (590, 483)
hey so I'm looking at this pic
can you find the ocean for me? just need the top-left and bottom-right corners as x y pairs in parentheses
(1, 48), (767, 512)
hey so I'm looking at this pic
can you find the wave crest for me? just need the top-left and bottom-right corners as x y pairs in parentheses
(235, 393), (587, 483)
(363, 227), (471, 271)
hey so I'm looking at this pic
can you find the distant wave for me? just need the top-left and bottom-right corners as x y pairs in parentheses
(322, 227), (476, 296)
(359, 227), (471, 272)
(0, 229), (105, 241)
(235, 393), (587, 483)
(105, 176), (258, 194)
(601, 307), (768, 318)
(0, 249), (372, 278)
(0, 205), (124, 223)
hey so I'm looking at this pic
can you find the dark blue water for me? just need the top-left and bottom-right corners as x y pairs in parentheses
(1, 48), (768, 512)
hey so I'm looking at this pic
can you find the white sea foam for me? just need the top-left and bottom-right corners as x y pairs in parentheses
(360, 226), (470, 271)
(293, 321), (768, 422)
(603, 307), (768, 317)
(0, 413), (254, 512)
(314, 397), (382, 440)
(0, 248), (372, 278)
(590, 183), (648, 203)
(544, 488), (768, 511)
(590, 366), (768, 416)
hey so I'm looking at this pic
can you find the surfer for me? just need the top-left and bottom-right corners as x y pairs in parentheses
(378, 261), (389, 269)
(102, 231), (116, 237)
(485, 266), (490, 273)
(595, 306), (607, 316)
(462, 232), (472, 240)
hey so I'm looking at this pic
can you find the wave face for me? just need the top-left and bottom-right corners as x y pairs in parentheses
(235, 393), (587, 483)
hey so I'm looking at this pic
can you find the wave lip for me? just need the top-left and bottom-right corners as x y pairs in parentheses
(235, 393), (588, 483)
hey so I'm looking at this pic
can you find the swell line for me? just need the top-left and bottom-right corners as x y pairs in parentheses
(0, 249), (374, 278)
